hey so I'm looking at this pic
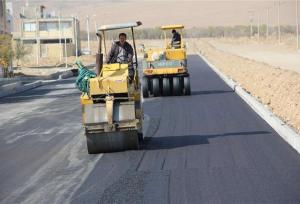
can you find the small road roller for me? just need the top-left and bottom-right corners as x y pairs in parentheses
(141, 24), (191, 98)
(77, 21), (143, 154)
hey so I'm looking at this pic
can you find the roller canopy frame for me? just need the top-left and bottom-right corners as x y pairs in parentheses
(161, 24), (184, 30)
(95, 21), (142, 71)
(97, 21), (142, 32)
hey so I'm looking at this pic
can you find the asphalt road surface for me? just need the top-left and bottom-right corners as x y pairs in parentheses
(1, 55), (300, 204)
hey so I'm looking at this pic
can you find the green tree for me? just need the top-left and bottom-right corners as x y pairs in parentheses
(0, 34), (13, 77)
(14, 40), (30, 67)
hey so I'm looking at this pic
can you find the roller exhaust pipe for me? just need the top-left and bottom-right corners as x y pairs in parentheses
(95, 32), (103, 76)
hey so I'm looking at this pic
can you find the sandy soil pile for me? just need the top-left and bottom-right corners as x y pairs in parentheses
(193, 39), (300, 133)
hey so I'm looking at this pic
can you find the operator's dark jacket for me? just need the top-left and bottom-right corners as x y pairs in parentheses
(106, 41), (134, 64)
(172, 32), (181, 46)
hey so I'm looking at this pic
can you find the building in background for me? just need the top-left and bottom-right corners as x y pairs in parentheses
(14, 4), (80, 62)
(0, 0), (12, 34)
(5, 1), (13, 33)
(0, 0), (7, 34)
(0, 0), (10, 34)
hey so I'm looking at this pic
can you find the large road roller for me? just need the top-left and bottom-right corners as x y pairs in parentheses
(77, 22), (143, 154)
(142, 25), (191, 98)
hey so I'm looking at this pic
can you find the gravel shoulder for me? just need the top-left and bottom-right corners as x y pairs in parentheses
(207, 38), (300, 74)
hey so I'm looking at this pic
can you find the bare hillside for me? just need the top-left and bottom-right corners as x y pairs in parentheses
(11, 0), (296, 31)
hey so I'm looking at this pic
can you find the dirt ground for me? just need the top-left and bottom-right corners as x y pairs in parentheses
(192, 38), (300, 133)
(207, 36), (300, 74)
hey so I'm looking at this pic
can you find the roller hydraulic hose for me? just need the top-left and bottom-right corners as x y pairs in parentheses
(75, 60), (96, 93)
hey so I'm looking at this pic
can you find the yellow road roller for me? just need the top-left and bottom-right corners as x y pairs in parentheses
(142, 25), (191, 97)
(77, 22), (143, 154)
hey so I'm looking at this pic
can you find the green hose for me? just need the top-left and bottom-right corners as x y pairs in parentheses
(75, 60), (97, 93)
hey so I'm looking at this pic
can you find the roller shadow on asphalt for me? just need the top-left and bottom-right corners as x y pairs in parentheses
(143, 131), (270, 150)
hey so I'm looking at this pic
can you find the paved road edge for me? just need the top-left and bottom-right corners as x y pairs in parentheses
(197, 52), (300, 154)
(0, 70), (74, 98)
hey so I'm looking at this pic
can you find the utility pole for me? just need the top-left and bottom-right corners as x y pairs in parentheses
(258, 13), (260, 40)
(248, 11), (254, 38)
(59, 12), (62, 62)
(86, 15), (90, 53)
(93, 14), (98, 41)
(267, 8), (270, 39)
(277, 0), (281, 44)
(64, 35), (68, 69)
(296, 0), (299, 50)
(274, 0), (276, 30)
(35, 6), (39, 66)
(74, 17), (78, 59)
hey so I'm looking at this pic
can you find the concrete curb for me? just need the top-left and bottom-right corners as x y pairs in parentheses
(197, 52), (300, 154)
(0, 70), (75, 98)
(0, 78), (21, 86)
(0, 81), (42, 98)
(17, 81), (43, 92)
(0, 82), (22, 94)
(58, 70), (74, 80)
